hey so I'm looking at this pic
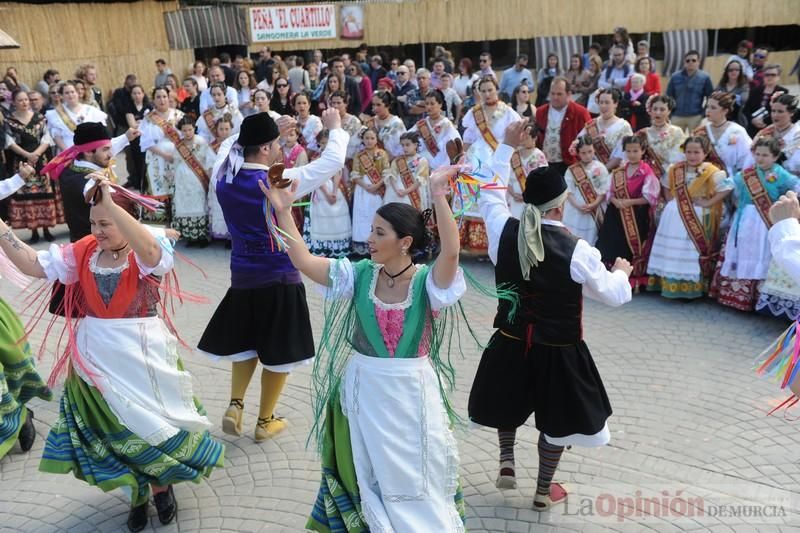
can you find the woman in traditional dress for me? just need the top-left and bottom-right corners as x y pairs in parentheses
(460, 76), (521, 255)
(694, 91), (752, 178)
(384, 131), (430, 209)
(596, 135), (660, 290)
(196, 82), (242, 144)
(750, 93), (800, 174)
(172, 116), (213, 246)
(329, 90), (364, 165)
(647, 136), (732, 298)
(0, 163), (52, 459)
(573, 88), (632, 171)
(563, 135), (611, 244)
(139, 87), (183, 200)
(309, 129), (351, 258)
(753, 95), (800, 318)
(207, 115), (233, 243)
(636, 95), (686, 181)
(45, 80), (107, 152)
(260, 161), (467, 532)
(711, 137), (800, 312)
(0, 176), (223, 532)
(368, 91), (406, 159)
(294, 91), (323, 156)
(410, 89), (461, 171)
(5, 89), (62, 243)
(351, 128), (390, 256)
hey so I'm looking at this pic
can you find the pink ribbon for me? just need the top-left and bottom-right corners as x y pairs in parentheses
(41, 139), (111, 180)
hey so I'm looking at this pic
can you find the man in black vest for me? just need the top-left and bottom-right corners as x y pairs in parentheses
(468, 120), (633, 511)
(42, 122), (138, 242)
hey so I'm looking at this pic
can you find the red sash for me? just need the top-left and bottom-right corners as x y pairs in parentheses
(586, 119), (612, 164)
(756, 124), (776, 140)
(74, 236), (140, 318)
(416, 119), (439, 156)
(358, 150), (385, 196)
(639, 130), (665, 180)
(149, 113), (210, 192)
(510, 151), (527, 193)
(202, 109), (217, 133)
(569, 163), (603, 230)
(742, 167), (773, 228)
(692, 126), (725, 170)
(473, 104), (499, 150)
(337, 177), (350, 202)
(671, 163), (715, 277)
(612, 168), (644, 271)
(396, 157), (423, 210)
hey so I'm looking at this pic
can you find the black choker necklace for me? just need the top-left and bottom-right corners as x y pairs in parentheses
(110, 243), (129, 260)
(382, 262), (414, 288)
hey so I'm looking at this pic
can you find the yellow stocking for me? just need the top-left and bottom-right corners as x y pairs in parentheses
(259, 370), (288, 419)
(231, 358), (259, 401)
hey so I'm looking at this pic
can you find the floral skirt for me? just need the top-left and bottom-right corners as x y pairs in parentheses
(459, 218), (488, 254)
(172, 214), (209, 242)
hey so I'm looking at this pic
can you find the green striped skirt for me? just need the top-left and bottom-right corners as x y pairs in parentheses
(0, 298), (52, 459)
(40, 373), (224, 507)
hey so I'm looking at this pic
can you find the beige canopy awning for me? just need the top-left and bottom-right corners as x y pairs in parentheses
(0, 28), (20, 49)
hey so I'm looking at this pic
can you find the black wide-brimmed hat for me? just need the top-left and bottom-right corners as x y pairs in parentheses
(73, 122), (111, 146)
(523, 165), (567, 206)
(238, 112), (280, 147)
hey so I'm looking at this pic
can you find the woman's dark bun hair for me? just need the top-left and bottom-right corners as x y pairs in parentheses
(425, 88), (446, 107)
(375, 202), (429, 253)
(373, 89), (394, 108)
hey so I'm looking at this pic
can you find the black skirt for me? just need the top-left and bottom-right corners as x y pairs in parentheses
(468, 331), (612, 438)
(198, 283), (315, 367)
(595, 203), (651, 265)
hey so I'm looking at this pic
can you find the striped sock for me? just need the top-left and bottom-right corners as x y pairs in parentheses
(498, 429), (516, 467)
(536, 433), (565, 496)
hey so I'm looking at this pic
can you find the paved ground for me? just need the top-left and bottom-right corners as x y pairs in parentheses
(1, 225), (799, 532)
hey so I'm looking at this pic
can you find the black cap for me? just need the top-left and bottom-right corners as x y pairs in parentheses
(522, 165), (567, 206)
(73, 122), (111, 146)
(238, 112), (280, 147)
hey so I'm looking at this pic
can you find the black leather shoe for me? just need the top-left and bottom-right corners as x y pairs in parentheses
(43, 229), (55, 242)
(153, 485), (177, 525)
(127, 501), (149, 532)
(18, 408), (35, 452)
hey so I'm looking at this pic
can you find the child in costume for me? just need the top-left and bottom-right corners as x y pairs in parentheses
(595, 134), (661, 290)
(647, 136), (732, 298)
(711, 137), (800, 311)
(350, 128), (390, 256)
(309, 129), (352, 258)
(563, 135), (610, 244)
(384, 131), (430, 209)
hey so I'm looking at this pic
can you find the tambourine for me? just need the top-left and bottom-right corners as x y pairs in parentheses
(445, 138), (464, 165)
(268, 163), (292, 189)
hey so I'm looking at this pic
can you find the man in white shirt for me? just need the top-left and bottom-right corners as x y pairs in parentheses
(469, 119), (632, 511)
(199, 66), (238, 113)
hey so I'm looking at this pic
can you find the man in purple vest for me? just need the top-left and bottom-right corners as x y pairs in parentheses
(199, 109), (346, 442)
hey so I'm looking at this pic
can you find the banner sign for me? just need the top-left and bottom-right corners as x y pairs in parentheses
(250, 4), (337, 43)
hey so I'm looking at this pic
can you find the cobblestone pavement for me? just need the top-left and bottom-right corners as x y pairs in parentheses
(1, 226), (799, 532)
